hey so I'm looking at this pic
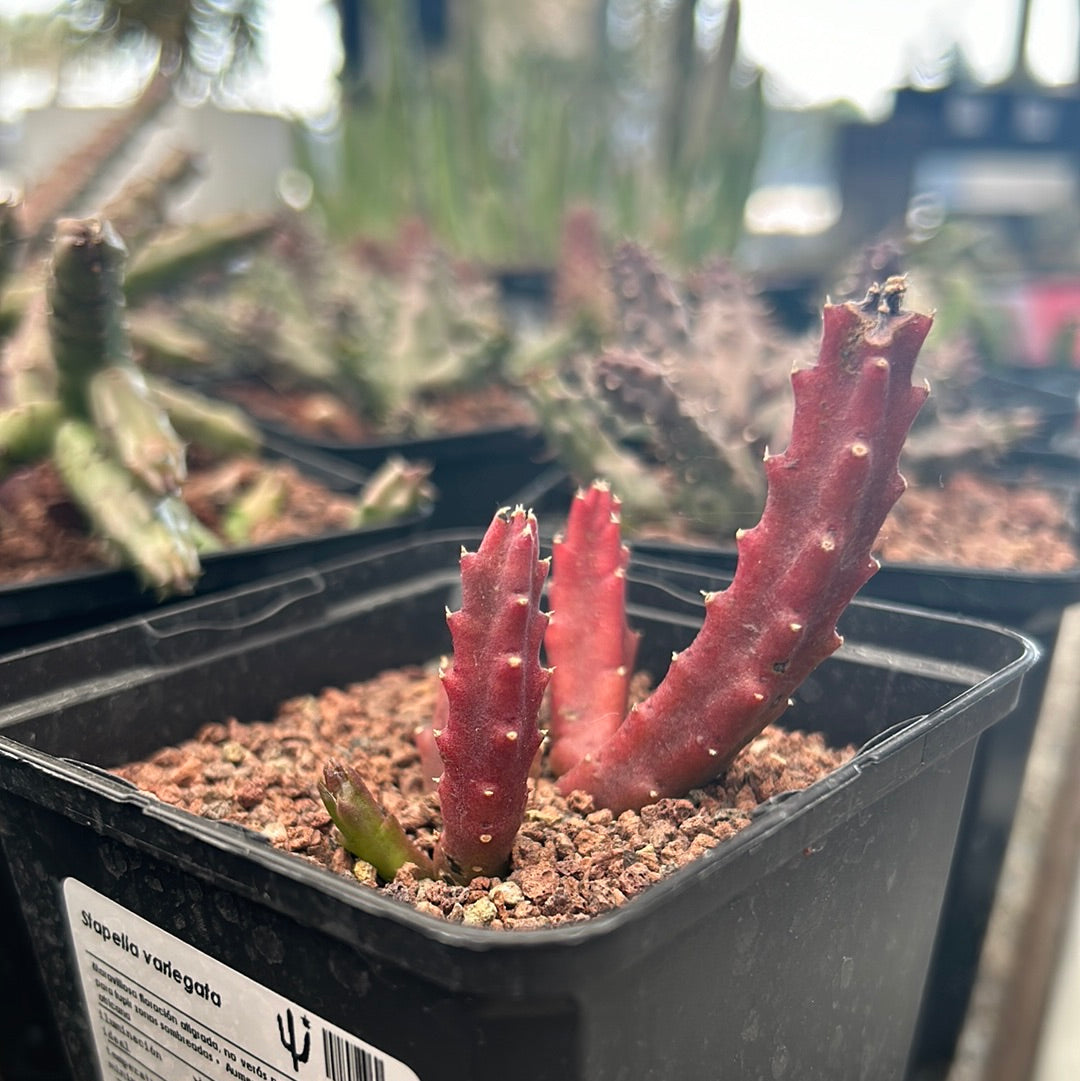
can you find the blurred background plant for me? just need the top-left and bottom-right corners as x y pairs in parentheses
(3, 0), (1076, 284)
(513, 211), (1068, 542)
(1, 0), (1076, 460)
(151, 213), (520, 440)
(0, 103), (433, 595)
(297, 0), (764, 268)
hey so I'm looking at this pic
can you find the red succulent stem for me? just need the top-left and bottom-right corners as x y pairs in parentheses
(546, 481), (640, 777)
(558, 279), (933, 813)
(434, 507), (551, 882)
(414, 688), (447, 794)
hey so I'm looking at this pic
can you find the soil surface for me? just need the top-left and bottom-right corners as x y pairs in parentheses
(630, 469), (1079, 573)
(875, 471), (1078, 572)
(218, 381), (537, 443)
(0, 453), (362, 585)
(114, 666), (854, 930)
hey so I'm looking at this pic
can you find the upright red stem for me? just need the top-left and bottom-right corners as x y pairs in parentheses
(546, 482), (640, 776)
(559, 280), (933, 813)
(434, 507), (551, 881)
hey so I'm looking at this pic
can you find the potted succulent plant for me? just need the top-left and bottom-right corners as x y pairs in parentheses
(0, 286), (1039, 1080)
(0, 212), (432, 652)
(144, 214), (549, 530)
(0, 90), (468, 547)
(314, 274), (936, 879)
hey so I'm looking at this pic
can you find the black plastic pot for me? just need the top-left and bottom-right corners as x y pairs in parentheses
(975, 370), (1079, 442)
(260, 422), (552, 530)
(900, 457), (1080, 1076)
(0, 437), (431, 654)
(0, 534), (1037, 1081)
(194, 375), (553, 531)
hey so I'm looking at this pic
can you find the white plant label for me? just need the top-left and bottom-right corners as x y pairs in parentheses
(63, 879), (420, 1081)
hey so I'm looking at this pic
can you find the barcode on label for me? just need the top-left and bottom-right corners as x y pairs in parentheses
(323, 1029), (386, 1081)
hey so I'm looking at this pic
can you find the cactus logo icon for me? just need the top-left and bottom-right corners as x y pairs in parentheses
(277, 1009), (311, 1072)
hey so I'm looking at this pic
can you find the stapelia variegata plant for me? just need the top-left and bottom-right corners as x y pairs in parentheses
(321, 278), (934, 884)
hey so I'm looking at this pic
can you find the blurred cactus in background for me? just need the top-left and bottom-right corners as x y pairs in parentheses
(298, 0), (764, 269)
(519, 219), (813, 536)
(1, 216), (220, 594)
(154, 214), (515, 437)
(0, 195), (23, 304)
(520, 207), (1056, 542)
(0, 97), (431, 594)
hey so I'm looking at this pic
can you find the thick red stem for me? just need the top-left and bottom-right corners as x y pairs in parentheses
(434, 507), (551, 882)
(559, 281), (932, 813)
(546, 482), (640, 776)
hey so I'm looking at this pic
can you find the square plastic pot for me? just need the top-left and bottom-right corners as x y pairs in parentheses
(0, 535), (1037, 1081)
(260, 422), (552, 530)
(0, 436), (431, 655)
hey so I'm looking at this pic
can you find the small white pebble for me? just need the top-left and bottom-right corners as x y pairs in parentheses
(463, 897), (499, 926)
(351, 860), (378, 887)
(490, 881), (525, 906)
